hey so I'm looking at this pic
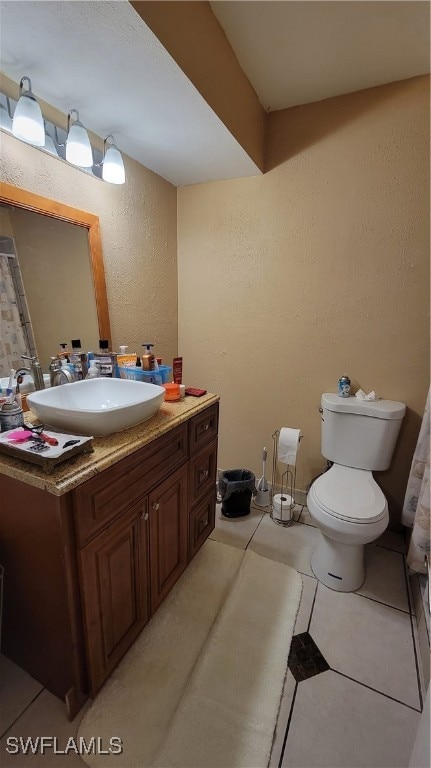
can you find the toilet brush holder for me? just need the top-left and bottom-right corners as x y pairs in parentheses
(255, 488), (270, 507)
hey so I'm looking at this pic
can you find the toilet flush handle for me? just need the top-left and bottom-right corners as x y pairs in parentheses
(318, 406), (324, 421)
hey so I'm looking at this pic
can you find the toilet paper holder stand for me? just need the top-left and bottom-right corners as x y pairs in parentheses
(270, 428), (302, 528)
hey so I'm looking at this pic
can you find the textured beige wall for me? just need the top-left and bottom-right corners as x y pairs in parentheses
(178, 76), (430, 526)
(0, 95), (178, 368)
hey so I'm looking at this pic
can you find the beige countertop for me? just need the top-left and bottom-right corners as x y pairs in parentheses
(0, 393), (219, 496)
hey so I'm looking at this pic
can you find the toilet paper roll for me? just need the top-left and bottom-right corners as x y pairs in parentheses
(278, 427), (301, 466)
(272, 493), (294, 518)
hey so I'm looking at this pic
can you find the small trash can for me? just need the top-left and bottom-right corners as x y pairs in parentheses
(219, 469), (256, 518)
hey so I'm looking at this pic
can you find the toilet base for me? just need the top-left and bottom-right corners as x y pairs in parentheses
(311, 531), (365, 592)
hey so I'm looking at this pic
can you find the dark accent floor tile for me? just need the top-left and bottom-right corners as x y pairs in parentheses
(288, 631), (330, 682)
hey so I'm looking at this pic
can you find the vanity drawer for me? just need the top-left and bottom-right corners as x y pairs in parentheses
(73, 423), (188, 547)
(189, 404), (219, 456)
(189, 489), (216, 559)
(188, 438), (217, 509)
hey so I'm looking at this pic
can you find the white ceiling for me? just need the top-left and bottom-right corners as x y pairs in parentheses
(1, 1), (429, 186)
(0, 0), (260, 186)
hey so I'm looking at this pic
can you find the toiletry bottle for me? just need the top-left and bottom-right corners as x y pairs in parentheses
(59, 342), (69, 359)
(61, 357), (75, 376)
(0, 398), (24, 432)
(86, 361), (100, 379)
(173, 357), (183, 384)
(70, 339), (82, 378)
(141, 344), (155, 371)
(91, 340), (117, 378)
(70, 340), (88, 380)
(337, 375), (351, 398)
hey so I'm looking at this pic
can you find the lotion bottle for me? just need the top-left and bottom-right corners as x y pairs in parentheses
(141, 343), (155, 371)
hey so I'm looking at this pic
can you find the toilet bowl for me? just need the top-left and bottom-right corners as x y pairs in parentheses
(307, 464), (388, 591)
(308, 393), (405, 592)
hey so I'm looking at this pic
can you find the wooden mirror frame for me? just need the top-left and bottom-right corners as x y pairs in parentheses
(0, 181), (111, 343)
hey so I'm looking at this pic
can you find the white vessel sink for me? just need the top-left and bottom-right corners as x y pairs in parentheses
(26, 378), (166, 436)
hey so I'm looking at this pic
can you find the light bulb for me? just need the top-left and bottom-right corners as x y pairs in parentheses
(66, 111), (93, 168)
(102, 142), (125, 184)
(12, 77), (45, 146)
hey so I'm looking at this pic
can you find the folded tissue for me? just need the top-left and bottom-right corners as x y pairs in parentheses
(355, 389), (379, 401)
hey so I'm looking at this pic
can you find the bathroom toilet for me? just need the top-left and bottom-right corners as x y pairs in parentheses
(307, 393), (406, 592)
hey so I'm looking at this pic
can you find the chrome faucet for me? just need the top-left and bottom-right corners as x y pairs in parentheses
(16, 354), (45, 391)
(49, 357), (75, 387)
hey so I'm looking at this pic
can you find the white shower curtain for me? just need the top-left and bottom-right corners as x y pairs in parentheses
(0, 254), (28, 379)
(402, 388), (430, 574)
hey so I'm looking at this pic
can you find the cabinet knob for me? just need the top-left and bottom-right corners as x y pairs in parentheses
(152, 501), (160, 511)
(201, 423), (210, 431)
(199, 469), (209, 482)
(141, 511), (149, 521)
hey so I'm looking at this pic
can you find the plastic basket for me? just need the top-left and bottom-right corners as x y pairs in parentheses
(118, 365), (172, 385)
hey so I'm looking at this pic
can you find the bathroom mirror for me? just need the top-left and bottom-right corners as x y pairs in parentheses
(0, 182), (111, 373)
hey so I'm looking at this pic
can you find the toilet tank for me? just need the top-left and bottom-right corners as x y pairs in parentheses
(321, 394), (406, 471)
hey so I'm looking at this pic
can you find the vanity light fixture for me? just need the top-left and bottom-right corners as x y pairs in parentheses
(43, 121), (59, 157)
(1, 78), (126, 184)
(0, 100), (12, 132)
(65, 109), (93, 168)
(12, 76), (45, 146)
(102, 134), (125, 185)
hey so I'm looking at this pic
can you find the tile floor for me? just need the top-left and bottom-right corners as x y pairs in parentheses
(0, 501), (429, 767)
(211, 501), (428, 768)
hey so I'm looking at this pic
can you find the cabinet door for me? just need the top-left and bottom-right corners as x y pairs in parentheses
(189, 489), (216, 559)
(188, 438), (217, 509)
(78, 500), (149, 695)
(149, 465), (188, 613)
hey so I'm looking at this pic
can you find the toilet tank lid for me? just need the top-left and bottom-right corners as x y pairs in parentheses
(321, 393), (406, 420)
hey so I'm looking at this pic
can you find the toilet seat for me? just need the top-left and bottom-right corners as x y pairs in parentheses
(312, 464), (387, 524)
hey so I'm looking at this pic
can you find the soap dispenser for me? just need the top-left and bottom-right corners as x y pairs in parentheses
(141, 343), (155, 371)
(59, 342), (69, 359)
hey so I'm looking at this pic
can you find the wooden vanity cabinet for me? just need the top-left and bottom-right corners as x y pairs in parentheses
(77, 463), (188, 694)
(0, 401), (218, 715)
(74, 404), (217, 696)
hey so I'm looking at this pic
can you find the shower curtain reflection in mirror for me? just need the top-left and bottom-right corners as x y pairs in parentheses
(0, 236), (36, 379)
